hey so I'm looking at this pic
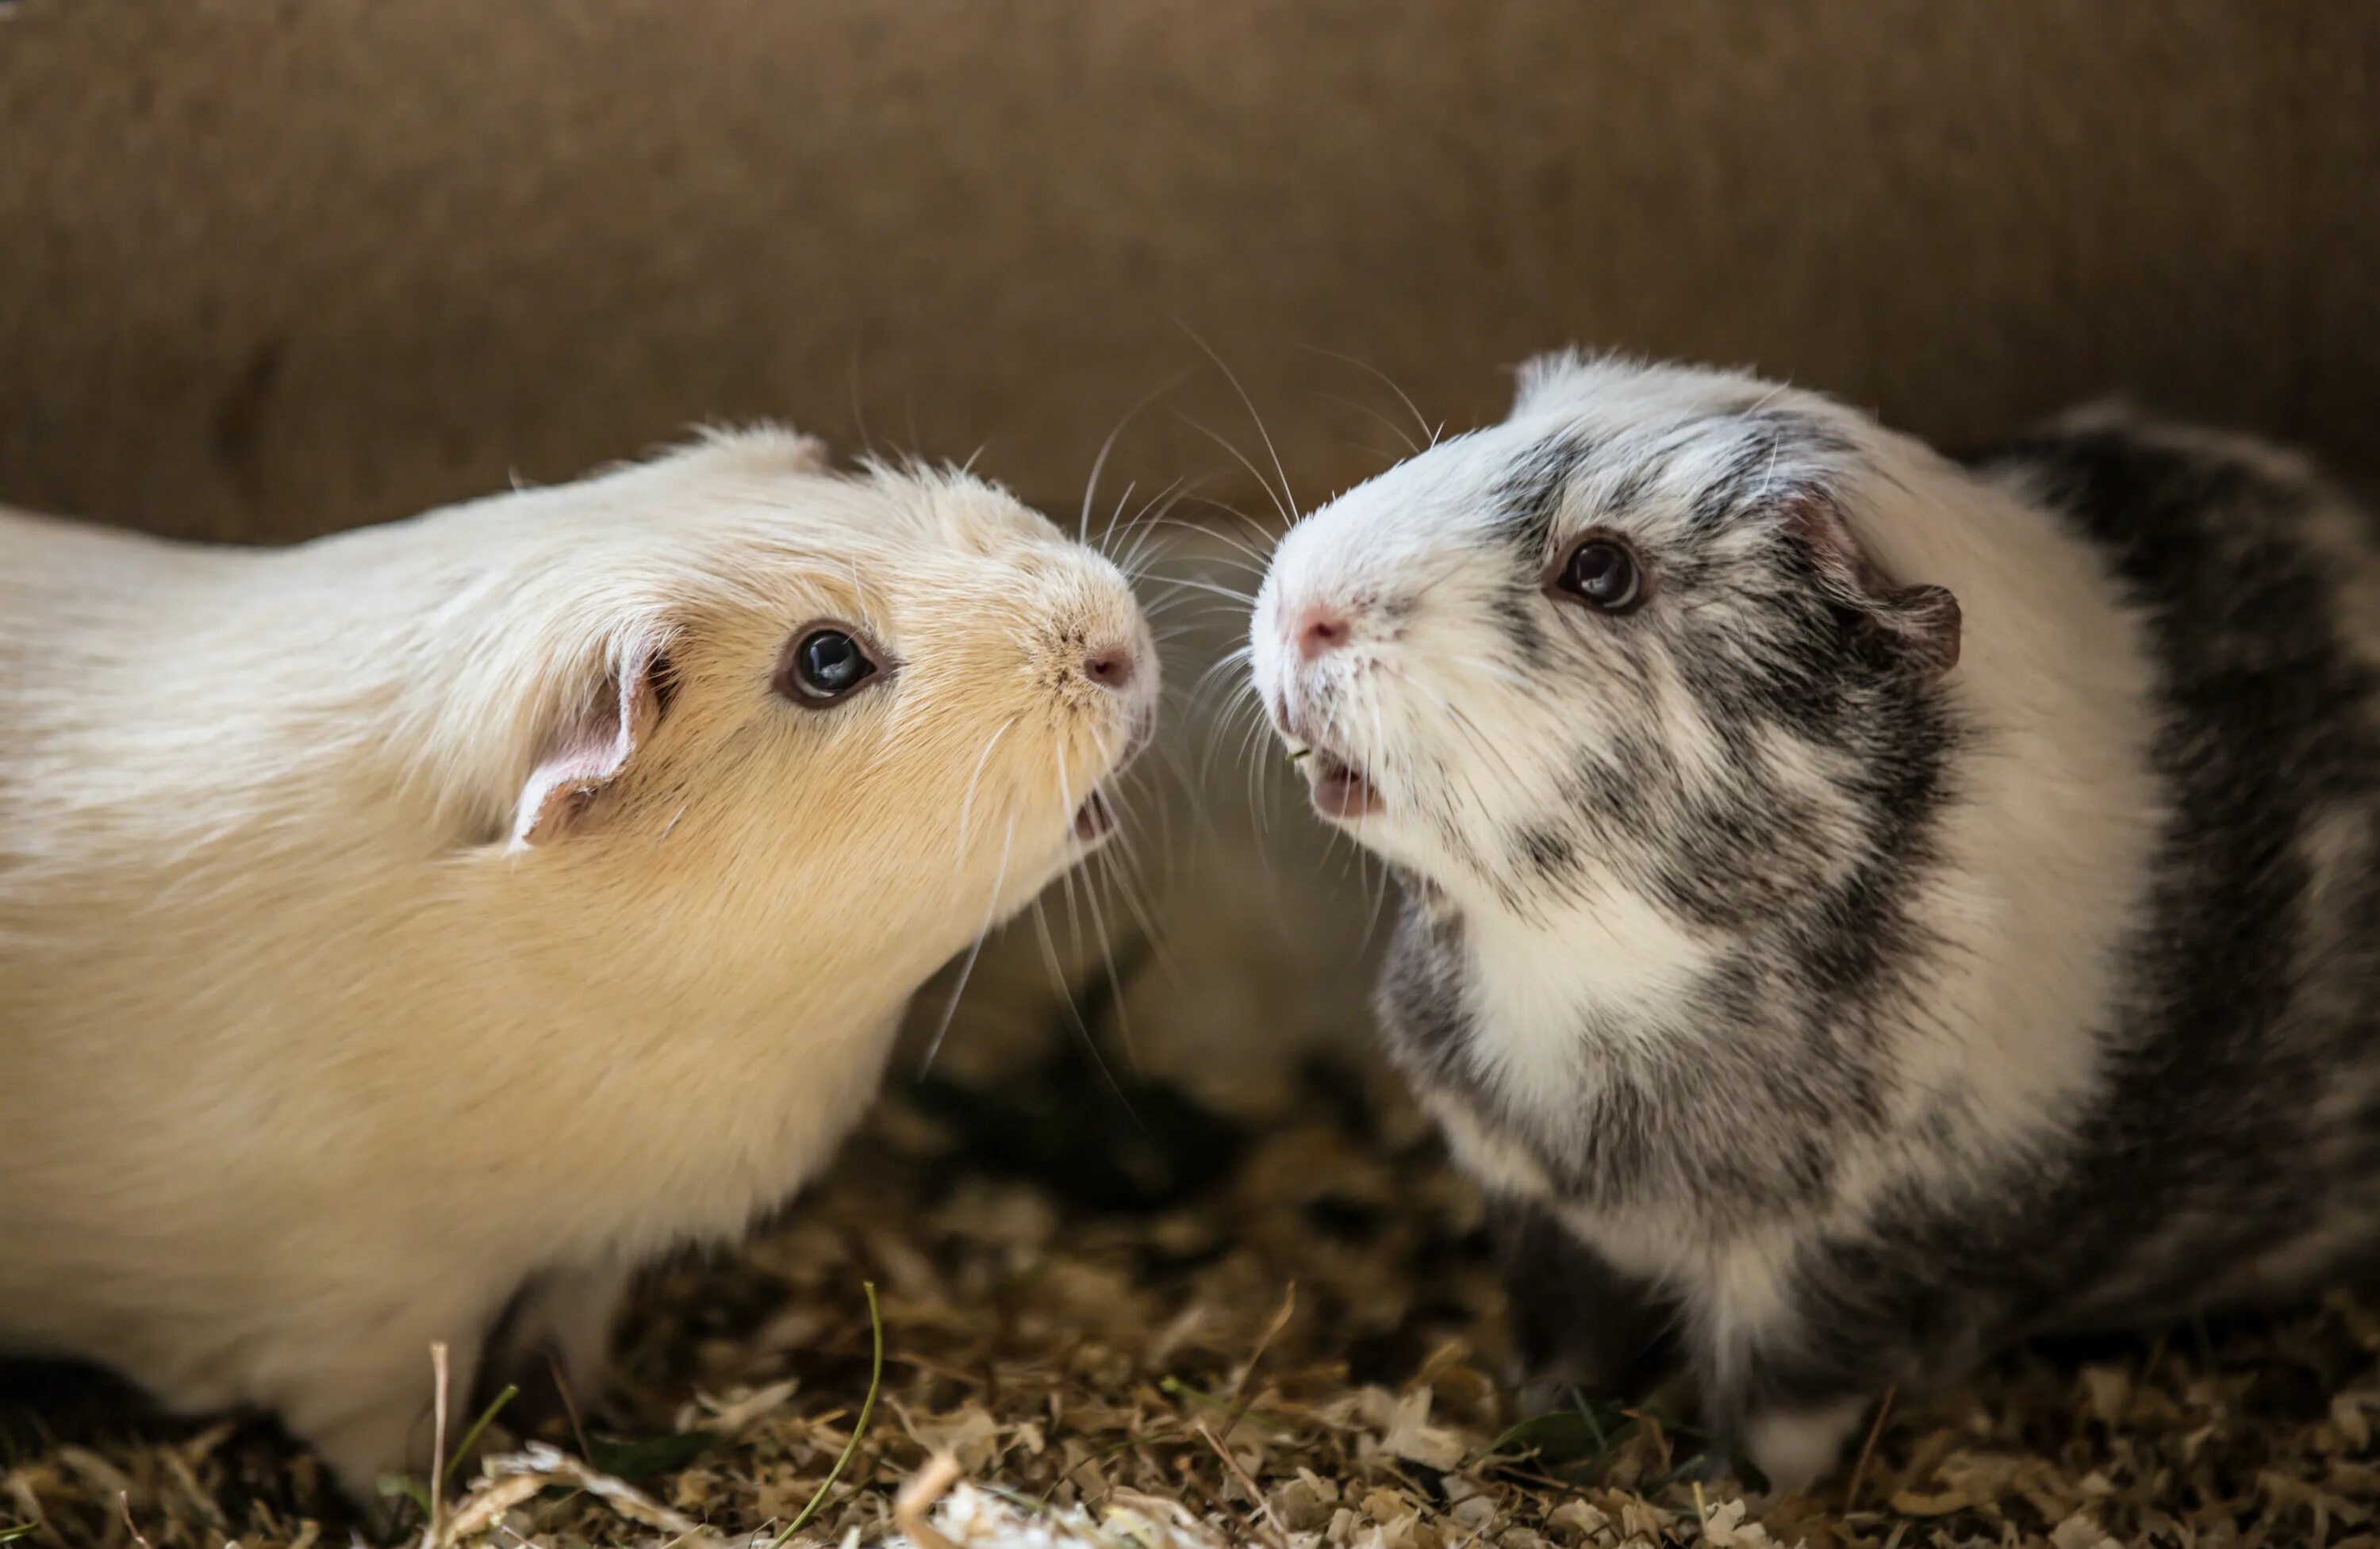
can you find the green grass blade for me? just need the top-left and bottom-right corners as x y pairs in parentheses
(770, 1281), (884, 1547)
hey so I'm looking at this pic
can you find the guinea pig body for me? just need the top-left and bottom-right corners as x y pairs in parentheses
(1250, 352), (2380, 1490)
(0, 430), (1155, 1497)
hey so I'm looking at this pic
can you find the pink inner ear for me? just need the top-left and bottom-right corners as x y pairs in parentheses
(509, 649), (661, 848)
(1781, 495), (1869, 586)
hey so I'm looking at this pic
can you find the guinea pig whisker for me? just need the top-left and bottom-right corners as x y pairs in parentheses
(1141, 760), (1207, 881)
(1136, 586), (1246, 621)
(1296, 342), (1437, 452)
(1138, 513), (1276, 574)
(1231, 691), (1280, 829)
(954, 715), (1022, 872)
(1396, 669), (1530, 803)
(1191, 642), (1258, 699)
(1135, 715), (1206, 826)
(1080, 369), (1196, 546)
(1315, 389), (1422, 458)
(1331, 431), (1425, 468)
(1187, 490), (1287, 541)
(1075, 853), (1136, 1071)
(1100, 481), (1137, 555)
(1178, 414), (1299, 532)
(1177, 324), (1302, 528)
(1077, 781), (1171, 1049)
(1193, 704), (1268, 828)
(916, 811), (1022, 1077)
(1188, 684), (1242, 788)
(1134, 536), (1261, 594)
(846, 345), (877, 459)
(1307, 693), (1377, 893)
(1158, 600), (1265, 634)
(1108, 477), (1203, 579)
(1147, 576), (1259, 607)
(1026, 896), (1151, 1137)
(1054, 772), (1088, 960)
(1106, 476), (1185, 568)
(1361, 694), (1396, 940)
(1134, 556), (1269, 600)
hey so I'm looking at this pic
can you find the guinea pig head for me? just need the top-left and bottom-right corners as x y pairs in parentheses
(1250, 352), (1960, 923)
(478, 435), (1158, 1007)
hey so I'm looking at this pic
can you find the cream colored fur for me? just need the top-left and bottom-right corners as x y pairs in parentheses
(0, 429), (1154, 1499)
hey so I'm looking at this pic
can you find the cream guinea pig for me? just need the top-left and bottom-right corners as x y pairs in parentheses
(0, 428), (1156, 1500)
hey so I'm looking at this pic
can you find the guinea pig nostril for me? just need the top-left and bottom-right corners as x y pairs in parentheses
(1083, 646), (1137, 691)
(1295, 604), (1353, 661)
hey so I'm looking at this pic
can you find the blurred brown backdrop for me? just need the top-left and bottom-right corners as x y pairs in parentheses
(1, 0), (2374, 543)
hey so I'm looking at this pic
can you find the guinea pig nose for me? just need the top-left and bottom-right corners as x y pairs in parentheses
(1083, 643), (1138, 691)
(1294, 603), (1353, 661)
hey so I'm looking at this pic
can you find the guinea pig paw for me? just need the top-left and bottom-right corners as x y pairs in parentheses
(1734, 1394), (1871, 1499)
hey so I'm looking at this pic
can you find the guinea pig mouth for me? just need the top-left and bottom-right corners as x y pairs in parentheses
(1072, 788), (1117, 843)
(1294, 746), (1382, 820)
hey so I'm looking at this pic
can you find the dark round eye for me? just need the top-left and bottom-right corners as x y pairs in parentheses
(779, 626), (882, 704)
(1557, 539), (1645, 612)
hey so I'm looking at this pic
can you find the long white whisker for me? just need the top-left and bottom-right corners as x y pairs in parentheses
(1080, 370), (1195, 546)
(1179, 323), (1300, 526)
(954, 716), (1021, 869)
(917, 811), (1020, 1075)
(1177, 414), (1296, 531)
(1299, 343), (1434, 451)
(1315, 389), (1420, 458)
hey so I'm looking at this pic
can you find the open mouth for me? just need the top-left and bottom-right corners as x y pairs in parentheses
(1072, 788), (1116, 842)
(1292, 746), (1382, 820)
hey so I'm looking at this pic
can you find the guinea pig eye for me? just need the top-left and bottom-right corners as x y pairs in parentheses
(777, 625), (884, 705)
(1557, 538), (1645, 613)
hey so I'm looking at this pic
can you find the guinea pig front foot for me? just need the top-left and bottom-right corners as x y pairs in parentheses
(268, 1325), (493, 1524)
(1723, 1394), (1874, 1499)
(488, 1262), (634, 1442)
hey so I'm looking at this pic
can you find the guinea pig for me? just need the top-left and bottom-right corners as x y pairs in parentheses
(0, 428), (1157, 1501)
(1248, 350), (2380, 1492)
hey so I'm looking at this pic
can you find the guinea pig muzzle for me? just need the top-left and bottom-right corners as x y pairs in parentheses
(1073, 788), (1117, 842)
(1288, 742), (1380, 821)
(1070, 708), (1153, 843)
(1272, 695), (1381, 821)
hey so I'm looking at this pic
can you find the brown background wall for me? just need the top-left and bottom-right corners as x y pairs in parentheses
(2, 1), (2374, 543)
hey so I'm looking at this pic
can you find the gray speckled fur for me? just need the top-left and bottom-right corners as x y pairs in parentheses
(1250, 355), (2380, 1487)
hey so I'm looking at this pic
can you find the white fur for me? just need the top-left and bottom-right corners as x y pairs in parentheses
(0, 429), (1155, 1496)
(1251, 356), (2170, 1473)
(1257, 358), (2161, 1202)
(1739, 1397), (1870, 1493)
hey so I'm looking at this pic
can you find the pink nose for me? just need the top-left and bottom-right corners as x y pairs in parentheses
(1294, 603), (1353, 661)
(1084, 644), (1138, 691)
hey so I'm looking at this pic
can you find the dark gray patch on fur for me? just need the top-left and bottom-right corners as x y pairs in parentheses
(1366, 404), (2380, 1467)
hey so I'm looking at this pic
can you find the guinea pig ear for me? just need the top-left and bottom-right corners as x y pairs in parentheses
(1784, 497), (1962, 681)
(508, 637), (674, 849)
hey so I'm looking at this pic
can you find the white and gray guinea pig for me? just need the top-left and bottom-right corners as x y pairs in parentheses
(0, 430), (1156, 1498)
(1250, 351), (2380, 1490)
